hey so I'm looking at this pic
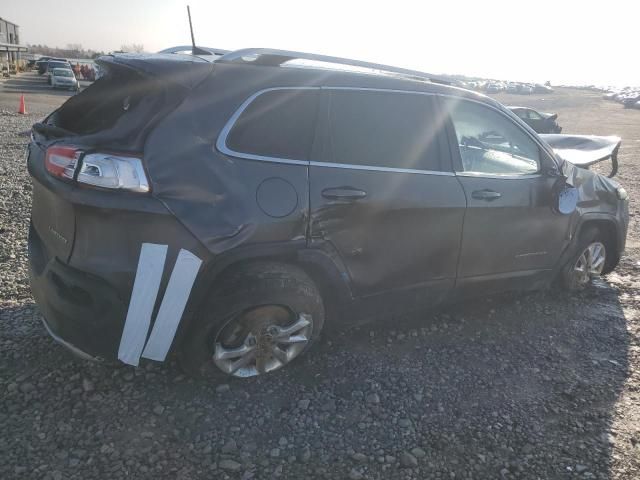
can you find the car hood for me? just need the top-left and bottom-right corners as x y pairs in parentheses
(540, 134), (621, 175)
(544, 136), (623, 215)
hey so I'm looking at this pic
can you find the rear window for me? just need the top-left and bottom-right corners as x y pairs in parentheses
(47, 68), (172, 139)
(225, 89), (320, 161)
(49, 62), (67, 69)
(324, 89), (445, 171)
(54, 69), (74, 77)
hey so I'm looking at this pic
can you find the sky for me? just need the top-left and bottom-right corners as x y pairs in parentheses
(3, 0), (639, 87)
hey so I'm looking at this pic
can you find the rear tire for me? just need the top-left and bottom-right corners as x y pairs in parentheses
(561, 226), (607, 291)
(178, 262), (324, 380)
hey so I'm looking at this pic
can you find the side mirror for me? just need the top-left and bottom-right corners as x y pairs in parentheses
(551, 176), (578, 215)
(557, 185), (578, 214)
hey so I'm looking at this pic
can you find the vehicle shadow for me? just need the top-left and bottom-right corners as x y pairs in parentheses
(309, 281), (631, 477)
(0, 281), (631, 478)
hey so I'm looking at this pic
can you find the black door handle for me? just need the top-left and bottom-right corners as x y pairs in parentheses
(471, 189), (502, 201)
(321, 187), (367, 201)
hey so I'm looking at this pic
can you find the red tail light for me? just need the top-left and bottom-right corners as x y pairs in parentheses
(45, 146), (150, 193)
(45, 146), (80, 180)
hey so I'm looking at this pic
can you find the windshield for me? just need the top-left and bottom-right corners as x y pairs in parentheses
(48, 62), (67, 69)
(53, 69), (74, 77)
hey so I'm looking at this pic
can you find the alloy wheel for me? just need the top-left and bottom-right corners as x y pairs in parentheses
(573, 241), (606, 287)
(213, 305), (312, 377)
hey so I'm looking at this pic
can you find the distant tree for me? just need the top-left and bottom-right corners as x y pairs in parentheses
(28, 43), (105, 60)
(120, 44), (145, 53)
(66, 43), (82, 53)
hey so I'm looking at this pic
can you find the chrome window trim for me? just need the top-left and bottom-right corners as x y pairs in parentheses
(309, 161), (455, 176)
(323, 86), (437, 96)
(455, 172), (542, 180)
(215, 86), (549, 177)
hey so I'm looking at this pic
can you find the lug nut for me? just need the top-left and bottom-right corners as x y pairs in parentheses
(266, 326), (279, 336)
(246, 336), (257, 347)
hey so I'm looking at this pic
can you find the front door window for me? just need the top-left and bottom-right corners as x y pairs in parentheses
(447, 101), (540, 175)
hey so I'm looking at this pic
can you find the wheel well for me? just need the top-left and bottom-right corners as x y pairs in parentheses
(202, 254), (348, 329)
(578, 219), (619, 273)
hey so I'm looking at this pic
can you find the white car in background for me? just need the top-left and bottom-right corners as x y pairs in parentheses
(50, 68), (79, 91)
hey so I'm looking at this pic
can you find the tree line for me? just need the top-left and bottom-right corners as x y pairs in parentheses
(27, 43), (146, 59)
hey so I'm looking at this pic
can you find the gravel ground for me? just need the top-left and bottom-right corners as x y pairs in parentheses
(1, 80), (640, 479)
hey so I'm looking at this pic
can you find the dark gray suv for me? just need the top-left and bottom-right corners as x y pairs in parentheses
(27, 49), (629, 379)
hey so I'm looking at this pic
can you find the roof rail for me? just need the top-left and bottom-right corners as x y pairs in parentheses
(158, 46), (230, 56)
(216, 48), (452, 85)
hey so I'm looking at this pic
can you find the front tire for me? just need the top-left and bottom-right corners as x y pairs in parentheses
(561, 227), (607, 291)
(179, 262), (324, 380)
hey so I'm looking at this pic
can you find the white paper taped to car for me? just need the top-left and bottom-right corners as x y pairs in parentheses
(141, 249), (202, 362)
(118, 243), (167, 366)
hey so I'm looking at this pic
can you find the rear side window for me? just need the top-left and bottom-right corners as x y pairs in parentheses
(226, 89), (319, 161)
(324, 90), (445, 171)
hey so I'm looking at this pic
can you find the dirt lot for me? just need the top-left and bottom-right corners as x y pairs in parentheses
(1, 76), (640, 479)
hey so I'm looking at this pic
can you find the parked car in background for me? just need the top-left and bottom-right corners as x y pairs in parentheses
(36, 57), (53, 74)
(50, 68), (79, 91)
(506, 83), (519, 94)
(533, 83), (554, 94)
(508, 106), (562, 133)
(45, 59), (71, 83)
(520, 84), (534, 95)
(622, 93), (640, 109)
(27, 49), (628, 380)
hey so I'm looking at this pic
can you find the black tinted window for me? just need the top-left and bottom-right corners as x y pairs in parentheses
(325, 90), (445, 171)
(226, 89), (319, 161)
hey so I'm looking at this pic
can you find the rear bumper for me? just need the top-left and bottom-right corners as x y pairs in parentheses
(40, 315), (103, 362)
(29, 223), (128, 361)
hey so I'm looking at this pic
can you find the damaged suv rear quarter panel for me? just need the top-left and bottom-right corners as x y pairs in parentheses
(144, 65), (313, 254)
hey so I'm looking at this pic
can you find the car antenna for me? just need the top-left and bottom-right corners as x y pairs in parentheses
(187, 5), (211, 56)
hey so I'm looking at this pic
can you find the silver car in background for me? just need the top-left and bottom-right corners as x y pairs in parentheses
(50, 68), (79, 91)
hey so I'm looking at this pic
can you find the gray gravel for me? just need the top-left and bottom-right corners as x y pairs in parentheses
(1, 86), (640, 479)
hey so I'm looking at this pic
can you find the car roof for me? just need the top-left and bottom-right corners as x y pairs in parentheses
(108, 48), (507, 111)
(212, 48), (503, 109)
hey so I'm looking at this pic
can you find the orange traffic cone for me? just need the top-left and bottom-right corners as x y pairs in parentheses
(18, 94), (26, 115)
